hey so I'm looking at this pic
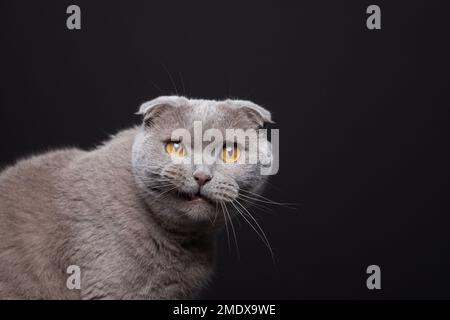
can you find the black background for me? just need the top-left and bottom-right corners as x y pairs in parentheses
(1, 0), (450, 299)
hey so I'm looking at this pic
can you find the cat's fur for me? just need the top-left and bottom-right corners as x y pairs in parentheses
(0, 96), (272, 299)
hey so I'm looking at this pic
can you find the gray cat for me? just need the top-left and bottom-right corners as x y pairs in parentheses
(0, 96), (273, 299)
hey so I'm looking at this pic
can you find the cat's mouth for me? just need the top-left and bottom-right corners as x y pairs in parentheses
(178, 191), (211, 204)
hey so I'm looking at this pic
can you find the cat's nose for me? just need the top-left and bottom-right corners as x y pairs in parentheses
(193, 171), (212, 186)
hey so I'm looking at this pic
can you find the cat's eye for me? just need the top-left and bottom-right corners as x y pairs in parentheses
(221, 144), (240, 163)
(165, 141), (186, 157)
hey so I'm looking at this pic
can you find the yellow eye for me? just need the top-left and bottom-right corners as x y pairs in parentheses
(221, 144), (240, 163)
(165, 142), (186, 157)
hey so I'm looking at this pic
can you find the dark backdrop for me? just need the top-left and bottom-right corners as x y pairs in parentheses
(1, 0), (450, 299)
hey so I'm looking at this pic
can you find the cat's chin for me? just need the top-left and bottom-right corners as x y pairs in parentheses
(171, 192), (222, 223)
(144, 188), (224, 224)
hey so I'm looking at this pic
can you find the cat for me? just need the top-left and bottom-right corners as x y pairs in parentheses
(0, 96), (273, 299)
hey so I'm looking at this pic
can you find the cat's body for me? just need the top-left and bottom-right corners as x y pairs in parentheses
(0, 128), (213, 299)
(0, 96), (272, 299)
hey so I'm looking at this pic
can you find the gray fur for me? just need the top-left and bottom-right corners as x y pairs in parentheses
(0, 96), (271, 299)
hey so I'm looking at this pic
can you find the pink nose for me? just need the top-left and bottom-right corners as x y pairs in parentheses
(193, 172), (212, 186)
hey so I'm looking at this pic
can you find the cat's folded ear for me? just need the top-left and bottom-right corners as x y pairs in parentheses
(228, 99), (274, 128)
(136, 96), (188, 126)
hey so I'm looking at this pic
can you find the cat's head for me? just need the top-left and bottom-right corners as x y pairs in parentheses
(132, 96), (273, 228)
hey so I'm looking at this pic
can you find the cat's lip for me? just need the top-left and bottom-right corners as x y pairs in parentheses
(190, 194), (205, 202)
(178, 191), (210, 203)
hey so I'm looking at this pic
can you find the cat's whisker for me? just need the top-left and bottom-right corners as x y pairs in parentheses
(212, 202), (219, 225)
(148, 185), (176, 191)
(179, 72), (186, 97)
(233, 199), (275, 263)
(144, 182), (175, 187)
(239, 188), (295, 205)
(143, 180), (174, 185)
(237, 196), (274, 214)
(152, 185), (180, 201)
(161, 63), (179, 95)
(219, 171), (296, 208)
(222, 202), (240, 260)
(134, 177), (172, 183)
(219, 202), (232, 253)
(230, 200), (265, 249)
(136, 178), (174, 185)
(238, 191), (296, 209)
(133, 174), (172, 180)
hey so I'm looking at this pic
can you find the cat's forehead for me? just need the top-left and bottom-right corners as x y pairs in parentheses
(142, 96), (270, 134)
(179, 99), (242, 129)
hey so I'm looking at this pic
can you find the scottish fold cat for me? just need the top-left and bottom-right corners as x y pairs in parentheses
(0, 96), (273, 299)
